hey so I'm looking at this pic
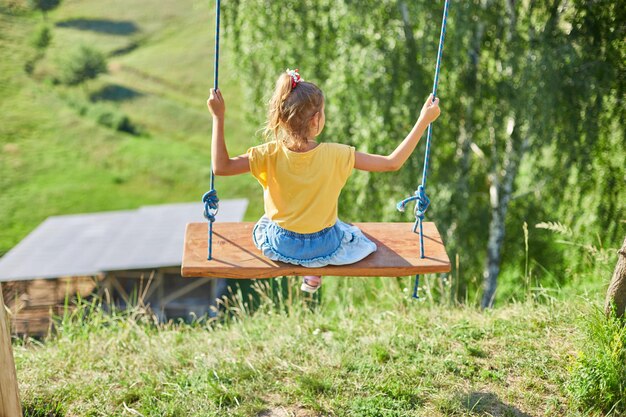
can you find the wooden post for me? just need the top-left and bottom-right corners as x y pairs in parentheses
(0, 283), (23, 417)
(605, 236), (626, 318)
(156, 271), (164, 321)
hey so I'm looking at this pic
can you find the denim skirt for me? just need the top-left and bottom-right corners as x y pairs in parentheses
(253, 217), (377, 268)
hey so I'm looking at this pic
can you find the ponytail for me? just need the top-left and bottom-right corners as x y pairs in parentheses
(264, 70), (324, 151)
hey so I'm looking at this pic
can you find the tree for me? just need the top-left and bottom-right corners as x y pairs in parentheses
(605, 237), (626, 318)
(31, 25), (52, 50)
(59, 45), (107, 86)
(478, 1), (567, 308)
(225, 0), (625, 306)
(28, 0), (61, 21)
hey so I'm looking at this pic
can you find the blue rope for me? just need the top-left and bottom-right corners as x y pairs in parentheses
(203, 189), (219, 259)
(214, 0), (220, 92)
(204, 0), (221, 261)
(396, 184), (430, 233)
(412, 275), (420, 299)
(397, 0), (450, 299)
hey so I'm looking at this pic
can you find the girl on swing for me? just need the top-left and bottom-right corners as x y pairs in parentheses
(207, 69), (440, 293)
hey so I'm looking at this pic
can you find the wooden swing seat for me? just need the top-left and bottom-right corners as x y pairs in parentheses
(182, 222), (450, 279)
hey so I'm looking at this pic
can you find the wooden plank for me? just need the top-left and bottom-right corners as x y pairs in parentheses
(109, 275), (130, 305)
(160, 278), (211, 306)
(0, 283), (23, 417)
(182, 222), (450, 279)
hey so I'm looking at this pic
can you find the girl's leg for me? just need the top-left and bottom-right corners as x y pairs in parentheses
(301, 275), (322, 293)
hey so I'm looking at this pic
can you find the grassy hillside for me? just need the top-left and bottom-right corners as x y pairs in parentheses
(0, 0), (264, 255)
(14, 285), (592, 417)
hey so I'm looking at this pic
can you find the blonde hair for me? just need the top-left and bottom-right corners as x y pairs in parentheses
(264, 72), (324, 151)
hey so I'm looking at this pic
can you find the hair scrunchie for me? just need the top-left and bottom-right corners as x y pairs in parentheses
(286, 68), (302, 89)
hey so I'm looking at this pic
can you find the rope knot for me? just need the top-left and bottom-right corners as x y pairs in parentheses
(414, 185), (430, 220)
(202, 189), (219, 223)
(396, 185), (430, 220)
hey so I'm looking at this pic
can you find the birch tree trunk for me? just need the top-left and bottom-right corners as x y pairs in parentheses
(481, 120), (529, 308)
(480, 0), (530, 309)
(605, 237), (626, 318)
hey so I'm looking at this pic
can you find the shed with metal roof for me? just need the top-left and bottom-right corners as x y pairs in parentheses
(0, 200), (248, 334)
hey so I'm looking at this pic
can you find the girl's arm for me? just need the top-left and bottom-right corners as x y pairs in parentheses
(354, 95), (440, 172)
(207, 88), (250, 176)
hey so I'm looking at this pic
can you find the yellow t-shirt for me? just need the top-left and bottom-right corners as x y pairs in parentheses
(248, 141), (355, 234)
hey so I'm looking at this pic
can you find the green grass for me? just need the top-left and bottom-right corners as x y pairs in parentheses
(14, 281), (591, 417)
(0, 0), (264, 255)
(567, 306), (626, 416)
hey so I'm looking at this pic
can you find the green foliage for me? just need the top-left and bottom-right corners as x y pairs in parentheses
(62, 96), (140, 135)
(28, 0), (61, 18)
(568, 308), (626, 415)
(23, 58), (37, 75)
(89, 103), (139, 135)
(226, 0), (626, 303)
(24, 25), (53, 76)
(533, 220), (618, 298)
(58, 45), (107, 86)
(31, 25), (52, 49)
